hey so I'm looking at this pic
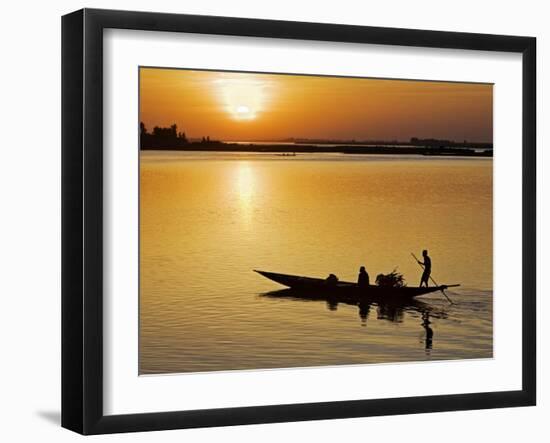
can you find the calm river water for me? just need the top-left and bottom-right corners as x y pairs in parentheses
(140, 151), (493, 374)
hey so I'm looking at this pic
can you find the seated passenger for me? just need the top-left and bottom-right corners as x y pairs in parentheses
(358, 266), (370, 288)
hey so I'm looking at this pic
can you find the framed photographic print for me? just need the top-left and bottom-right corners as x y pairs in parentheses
(61, 8), (536, 435)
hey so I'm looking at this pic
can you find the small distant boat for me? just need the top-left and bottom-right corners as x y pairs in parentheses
(254, 270), (459, 301)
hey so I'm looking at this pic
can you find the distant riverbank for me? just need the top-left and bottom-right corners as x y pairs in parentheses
(140, 141), (493, 157)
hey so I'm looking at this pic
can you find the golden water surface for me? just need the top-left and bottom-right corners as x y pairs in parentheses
(140, 152), (493, 374)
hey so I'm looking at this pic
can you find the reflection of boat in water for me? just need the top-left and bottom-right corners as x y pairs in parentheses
(262, 287), (432, 313)
(254, 270), (459, 302)
(260, 288), (448, 329)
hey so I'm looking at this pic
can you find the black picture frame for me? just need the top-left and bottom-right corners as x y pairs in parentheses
(62, 8), (536, 435)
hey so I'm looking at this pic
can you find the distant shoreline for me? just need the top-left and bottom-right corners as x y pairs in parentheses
(140, 142), (493, 157)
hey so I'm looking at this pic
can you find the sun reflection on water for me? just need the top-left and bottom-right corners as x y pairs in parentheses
(235, 162), (255, 226)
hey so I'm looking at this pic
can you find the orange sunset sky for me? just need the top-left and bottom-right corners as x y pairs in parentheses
(139, 68), (493, 142)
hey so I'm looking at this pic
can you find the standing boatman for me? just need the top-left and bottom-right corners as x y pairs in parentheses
(417, 250), (432, 287)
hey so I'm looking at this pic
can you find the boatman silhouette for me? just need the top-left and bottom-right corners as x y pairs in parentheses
(417, 250), (432, 287)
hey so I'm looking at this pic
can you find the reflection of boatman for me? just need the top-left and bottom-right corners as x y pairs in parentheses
(422, 311), (433, 351)
(417, 250), (432, 287)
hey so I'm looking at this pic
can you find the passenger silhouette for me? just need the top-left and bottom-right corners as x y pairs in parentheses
(357, 266), (370, 288)
(417, 250), (432, 287)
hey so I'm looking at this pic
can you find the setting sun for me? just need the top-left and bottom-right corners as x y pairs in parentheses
(213, 74), (272, 122)
(233, 105), (254, 120)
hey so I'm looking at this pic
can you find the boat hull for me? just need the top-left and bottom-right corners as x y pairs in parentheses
(254, 270), (450, 301)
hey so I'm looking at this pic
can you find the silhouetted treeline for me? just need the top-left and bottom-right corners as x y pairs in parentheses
(142, 141), (492, 157)
(139, 123), (491, 156)
(409, 137), (492, 150)
(339, 145), (492, 157)
(140, 122), (225, 149)
(290, 137), (492, 150)
(140, 123), (189, 149)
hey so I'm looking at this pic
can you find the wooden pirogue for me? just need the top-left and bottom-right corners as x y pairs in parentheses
(254, 270), (459, 301)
